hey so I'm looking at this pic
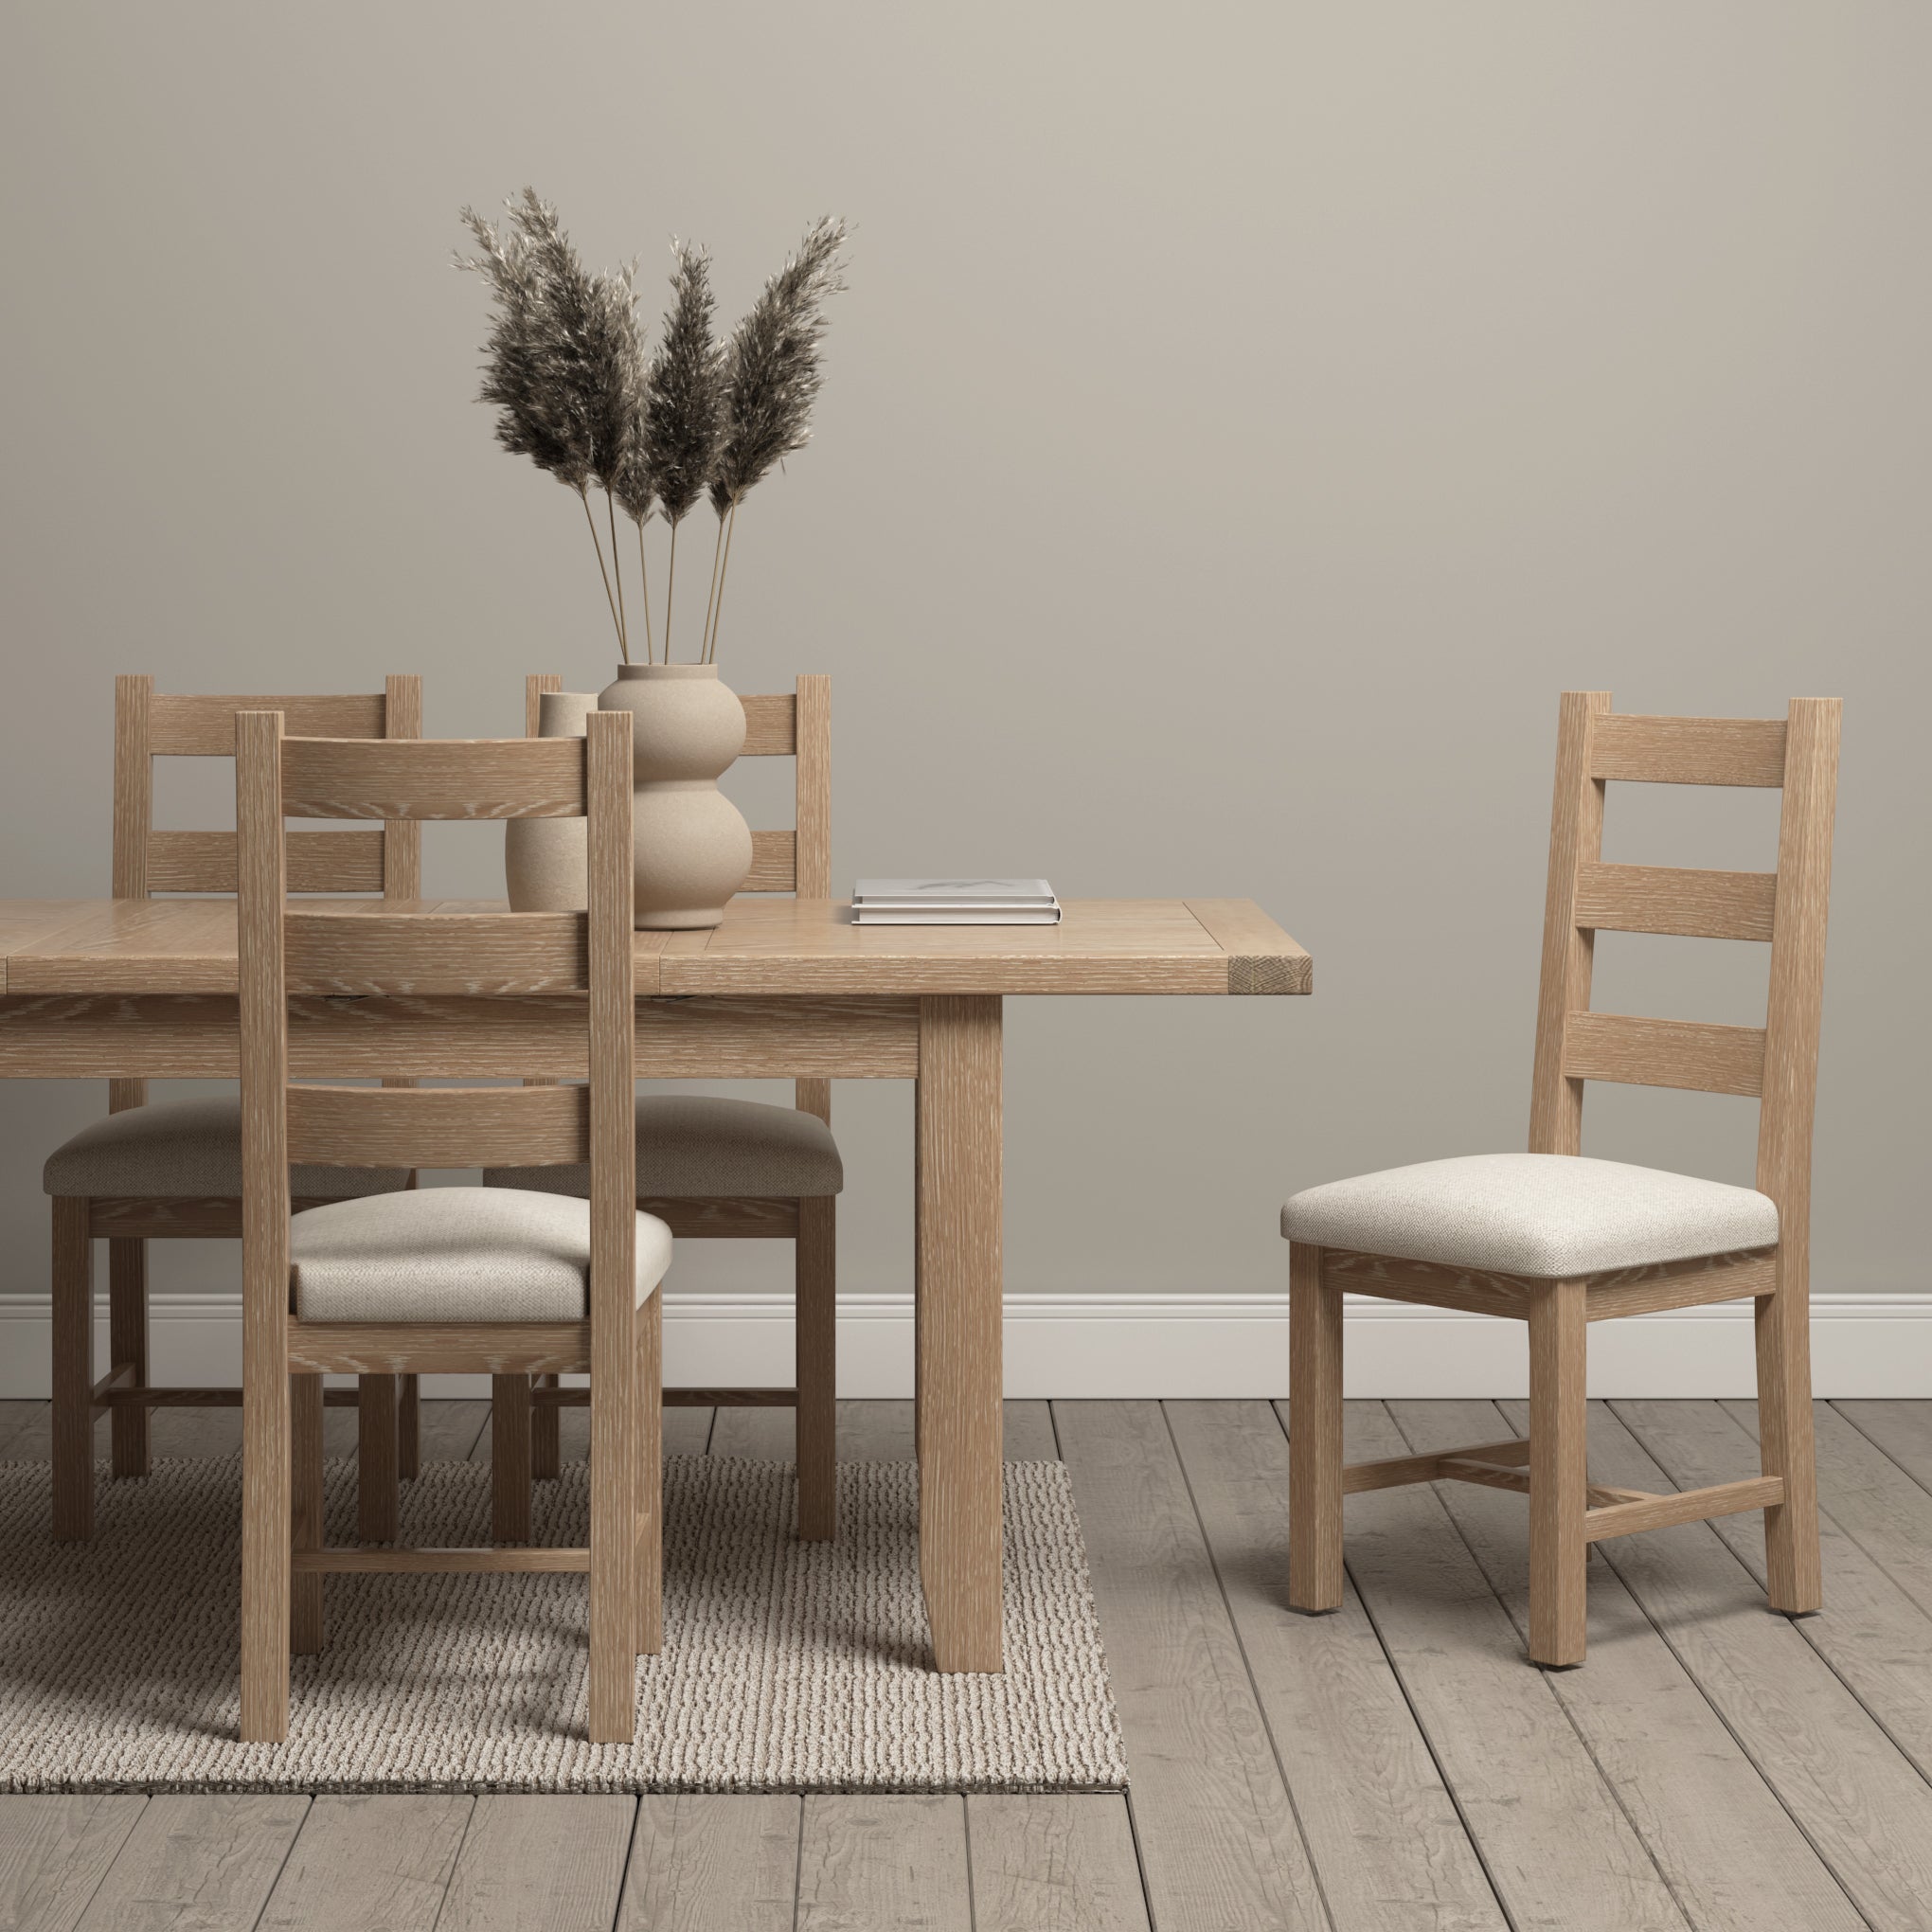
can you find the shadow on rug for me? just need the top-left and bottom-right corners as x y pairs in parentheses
(0, 1455), (1127, 1794)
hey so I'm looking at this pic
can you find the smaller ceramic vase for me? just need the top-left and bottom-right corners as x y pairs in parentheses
(503, 690), (597, 911)
(598, 664), (753, 930)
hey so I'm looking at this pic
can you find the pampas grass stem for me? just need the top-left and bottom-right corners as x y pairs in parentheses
(635, 523), (656, 664)
(700, 510), (727, 666)
(581, 490), (627, 661)
(604, 489), (630, 661)
(706, 498), (739, 664)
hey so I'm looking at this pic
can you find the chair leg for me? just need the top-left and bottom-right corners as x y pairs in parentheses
(107, 1238), (150, 1479)
(291, 1373), (325, 1655)
(796, 1196), (837, 1541)
(1529, 1279), (1589, 1667)
(51, 1197), (94, 1543)
(492, 1374), (532, 1545)
(1287, 1241), (1344, 1613)
(398, 1374), (420, 1481)
(1756, 1272), (1822, 1614)
(240, 1368), (291, 1744)
(532, 1374), (563, 1481)
(357, 1373), (400, 1545)
(588, 1319), (642, 1745)
(637, 1292), (663, 1655)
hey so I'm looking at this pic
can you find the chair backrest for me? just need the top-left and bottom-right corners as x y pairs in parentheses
(115, 672), (424, 901)
(523, 671), (829, 897)
(1529, 692), (1841, 1285)
(234, 714), (637, 1321)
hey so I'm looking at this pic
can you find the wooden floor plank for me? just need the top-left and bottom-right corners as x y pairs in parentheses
(966, 1795), (1148, 1932)
(1619, 1399), (1932, 1784)
(796, 1795), (970, 1932)
(1313, 1401), (1689, 1932)
(255, 1795), (470, 1931)
(1508, 1399), (1932, 1928)
(619, 1795), (799, 1932)
(0, 1400), (49, 1458)
(436, 1796), (633, 1932)
(480, 1401), (713, 1465)
(0, 1797), (146, 1932)
(1167, 1399), (1503, 1932)
(1000, 1400), (1059, 1461)
(1053, 1400), (1325, 1932)
(1390, 1399), (1860, 1932)
(73, 1794), (309, 1932)
(707, 1400), (1057, 1462)
(1835, 1399), (1932, 1495)
(706, 1404), (796, 1458)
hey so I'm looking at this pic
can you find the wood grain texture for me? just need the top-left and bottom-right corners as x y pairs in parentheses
(381, 673), (425, 901)
(1562, 1011), (1767, 1097)
(50, 1196), (93, 1542)
(110, 676), (152, 903)
(492, 1374), (532, 1546)
(1572, 861), (1778, 940)
(280, 737), (587, 821)
(1589, 711), (1788, 787)
(150, 690), (387, 754)
(1529, 689), (1608, 1154)
(357, 1373), (400, 1546)
(1341, 1434), (1532, 1494)
(1323, 1247), (1530, 1320)
(795, 1195), (837, 1541)
(1582, 1476), (1783, 1543)
(742, 829), (797, 893)
(256, 1795), (469, 1932)
(291, 1373), (325, 1654)
(284, 910), (588, 993)
(1395, 1398), (1863, 1932)
(915, 994), (1004, 1672)
(1286, 1241), (1343, 1612)
(146, 829), (386, 895)
(967, 1796), (1153, 1932)
(796, 1797), (972, 1932)
(1167, 1400), (1507, 1932)
(1753, 696), (1839, 1616)
(1583, 1246), (1777, 1320)
(738, 692), (797, 758)
(1055, 1401), (1327, 1931)
(793, 674), (832, 898)
(1321, 1401), (1689, 1930)
(294, 1546), (592, 1573)
(437, 1796), (634, 1932)
(620, 1795), (800, 1932)
(1183, 900), (1315, 993)
(72, 1794), (311, 1932)
(1529, 1279), (1589, 1665)
(1514, 1398), (1932, 1927)
(285, 1082), (590, 1169)
(285, 1321), (592, 1374)
(0, 1795), (146, 1932)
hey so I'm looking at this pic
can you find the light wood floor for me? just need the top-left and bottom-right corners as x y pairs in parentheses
(3, 1395), (1930, 1930)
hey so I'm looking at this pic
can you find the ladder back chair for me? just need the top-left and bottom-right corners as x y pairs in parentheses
(235, 708), (667, 1744)
(44, 673), (424, 1543)
(1282, 692), (1840, 1667)
(485, 673), (842, 1540)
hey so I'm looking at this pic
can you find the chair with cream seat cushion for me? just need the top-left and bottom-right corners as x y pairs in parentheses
(1281, 1154), (1779, 1280)
(1282, 693), (1839, 1672)
(46, 1095), (409, 1202)
(491, 672), (845, 1545)
(45, 672), (424, 1548)
(292, 1187), (672, 1323)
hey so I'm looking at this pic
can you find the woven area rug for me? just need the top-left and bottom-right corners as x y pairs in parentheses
(0, 1455), (1127, 1794)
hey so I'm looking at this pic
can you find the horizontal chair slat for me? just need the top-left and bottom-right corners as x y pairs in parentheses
(739, 693), (797, 757)
(152, 692), (386, 755)
(284, 911), (588, 993)
(744, 829), (797, 893)
(148, 829), (387, 895)
(530, 1386), (798, 1408)
(1562, 1011), (1767, 1097)
(285, 1318), (592, 1374)
(1588, 713), (1788, 788)
(1583, 1476), (1784, 1543)
(1572, 862), (1778, 942)
(279, 738), (587, 819)
(294, 1547), (591, 1574)
(285, 1082), (590, 1168)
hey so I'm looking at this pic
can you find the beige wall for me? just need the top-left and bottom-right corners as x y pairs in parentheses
(0, 3), (1923, 1325)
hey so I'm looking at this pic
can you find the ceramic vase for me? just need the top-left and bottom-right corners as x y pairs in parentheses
(598, 664), (752, 930)
(503, 690), (597, 911)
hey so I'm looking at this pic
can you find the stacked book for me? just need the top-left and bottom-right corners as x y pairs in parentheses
(851, 879), (1062, 925)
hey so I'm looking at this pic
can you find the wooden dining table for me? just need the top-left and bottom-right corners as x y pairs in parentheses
(0, 892), (1311, 1672)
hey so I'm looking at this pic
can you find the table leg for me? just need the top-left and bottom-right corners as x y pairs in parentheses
(915, 994), (1004, 1673)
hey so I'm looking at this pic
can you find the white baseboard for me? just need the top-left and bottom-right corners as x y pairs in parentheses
(1, 1291), (1927, 1400)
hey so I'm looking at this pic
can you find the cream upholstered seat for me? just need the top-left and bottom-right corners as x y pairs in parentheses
(291, 1187), (674, 1323)
(483, 1095), (844, 1201)
(45, 1095), (409, 1201)
(1281, 1154), (1779, 1279)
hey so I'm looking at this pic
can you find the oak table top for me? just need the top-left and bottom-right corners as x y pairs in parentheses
(0, 897), (1313, 999)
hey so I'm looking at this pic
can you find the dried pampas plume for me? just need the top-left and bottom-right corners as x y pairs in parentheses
(628, 241), (724, 660)
(702, 217), (849, 661)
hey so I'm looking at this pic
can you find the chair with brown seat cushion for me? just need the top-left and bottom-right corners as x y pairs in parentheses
(43, 674), (424, 1545)
(483, 673), (845, 1542)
